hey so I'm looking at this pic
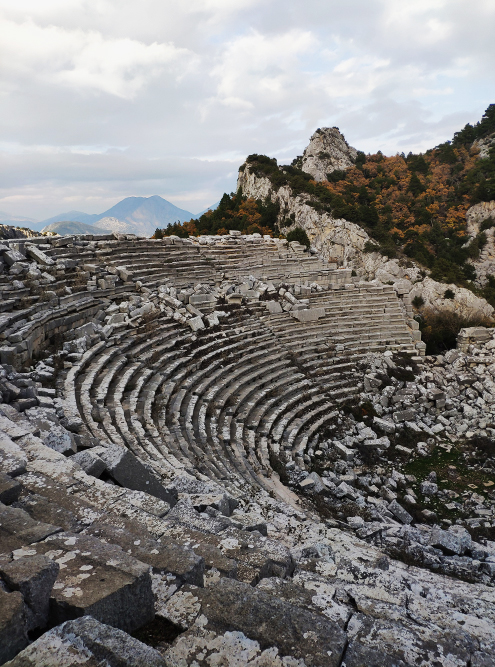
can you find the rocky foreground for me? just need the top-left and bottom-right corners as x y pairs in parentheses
(0, 232), (493, 666)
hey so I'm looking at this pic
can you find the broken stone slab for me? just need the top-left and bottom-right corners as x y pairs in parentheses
(3, 250), (26, 267)
(230, 511), (268, 537)
(14, 471), (105, 532)
(334, 441), (355, 461)
(25, 245), (54, 266)
(290, 307), (325, 322)
(4, 616), (167, 667)
(420, 480), (438, 496)
(30, 531), (155, 633)
(0, 589), (28, 665)
(0, 471), (22, 504)
(166, 498), (232, 534)
(206, 312), (219, 327)
(343, 611), (474, 667)
(0, 554), (59, 631)
(305, 471), (326, 493)
(393, 408), (417, 423)
(183, 492), (237, 517)
(0, 433), (27, 478)
(388, 500), (412, 525)
(257, 575), (351, 630)
(115, 266), (131, 282)
(186, 578), (347, 667)
(163, 520), (292, 585)
(429, 527), (471, 556)
(0, 502), (62, 549)
(155, 585), (201, 630)
(71, 449), (107, 478)
(92, 444), (175, 505)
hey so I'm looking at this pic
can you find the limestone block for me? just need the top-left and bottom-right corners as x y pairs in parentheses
(0, 432), (27, 477)
(0, 555), (59, 631)
(93, 444), (175, 505)
(86, 521), (204, 587)
(71, 450), (107, 478)
(420, 481), (438, 496)
(0, 589), (28, 664)
(0, 502), (61, 548)
(25, 245), (54, 266)
(0, 471), (22, 504)
(3, 250), (26, 266)
(206, 312), (219, 327)
(393, 408), (416, 423)
(291, 307), (325, 322)
(41, 426), (76, 455)
(266, 300), (282, 314)
(429, 529), (464, 556)
(226, 293), (242, 305)
(388, 499), (412, 525)
(334, 442), (355, 461)
(4, 615), (166, 667)
(106, 313), (126, 325)
(373, 417), (396, 433)
(32, 531), (154, 633)
(189, 294), (216, 307)
(187, 315), (205, 332)
(184, 492), (236, 517)
(186, 578), (347, 667)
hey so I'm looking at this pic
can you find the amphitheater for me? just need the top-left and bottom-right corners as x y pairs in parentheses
(0, 230), (494, 667)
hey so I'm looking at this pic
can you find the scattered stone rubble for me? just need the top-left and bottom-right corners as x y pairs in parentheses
(0, 231), (494, 666)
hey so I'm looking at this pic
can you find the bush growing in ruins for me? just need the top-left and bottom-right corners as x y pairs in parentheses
(417, 308), (493, 354)
(412, 295), (424, 309)
(286, 227), (310, 248)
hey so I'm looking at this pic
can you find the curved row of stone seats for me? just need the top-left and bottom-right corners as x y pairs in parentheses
(58, 297), (343, 495)
(148, 307), (344, 484)
(262, 285), (416, 365)
(47, 238), (217, 291)
(0, 293), (106, 368)
(62, 323), (192, 481)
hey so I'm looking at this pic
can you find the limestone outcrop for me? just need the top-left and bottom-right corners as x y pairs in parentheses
(295, 126), (358, 181)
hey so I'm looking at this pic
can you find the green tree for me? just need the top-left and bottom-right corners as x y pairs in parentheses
(286, 227), (310, 248)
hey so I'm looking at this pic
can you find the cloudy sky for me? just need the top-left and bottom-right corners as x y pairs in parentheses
(0, 0), (494, 220)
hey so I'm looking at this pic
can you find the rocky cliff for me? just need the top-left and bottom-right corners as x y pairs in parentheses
(237, 130), (495, 321)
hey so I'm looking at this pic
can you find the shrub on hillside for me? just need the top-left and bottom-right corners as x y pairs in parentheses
(286, 227), (310, 248)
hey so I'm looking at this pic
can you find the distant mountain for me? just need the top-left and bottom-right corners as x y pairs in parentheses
(38, 196), (196, 237)
(39, 210), (99, 229)
(88, 196), (195, 236)
(0, 210), (39, 228)
(192, 201), (220, 218)
(41, 220), (110, 236)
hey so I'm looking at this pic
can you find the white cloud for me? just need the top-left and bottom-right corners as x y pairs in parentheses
(0, 0), (494, 219)
(0, 17), (193, 98)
